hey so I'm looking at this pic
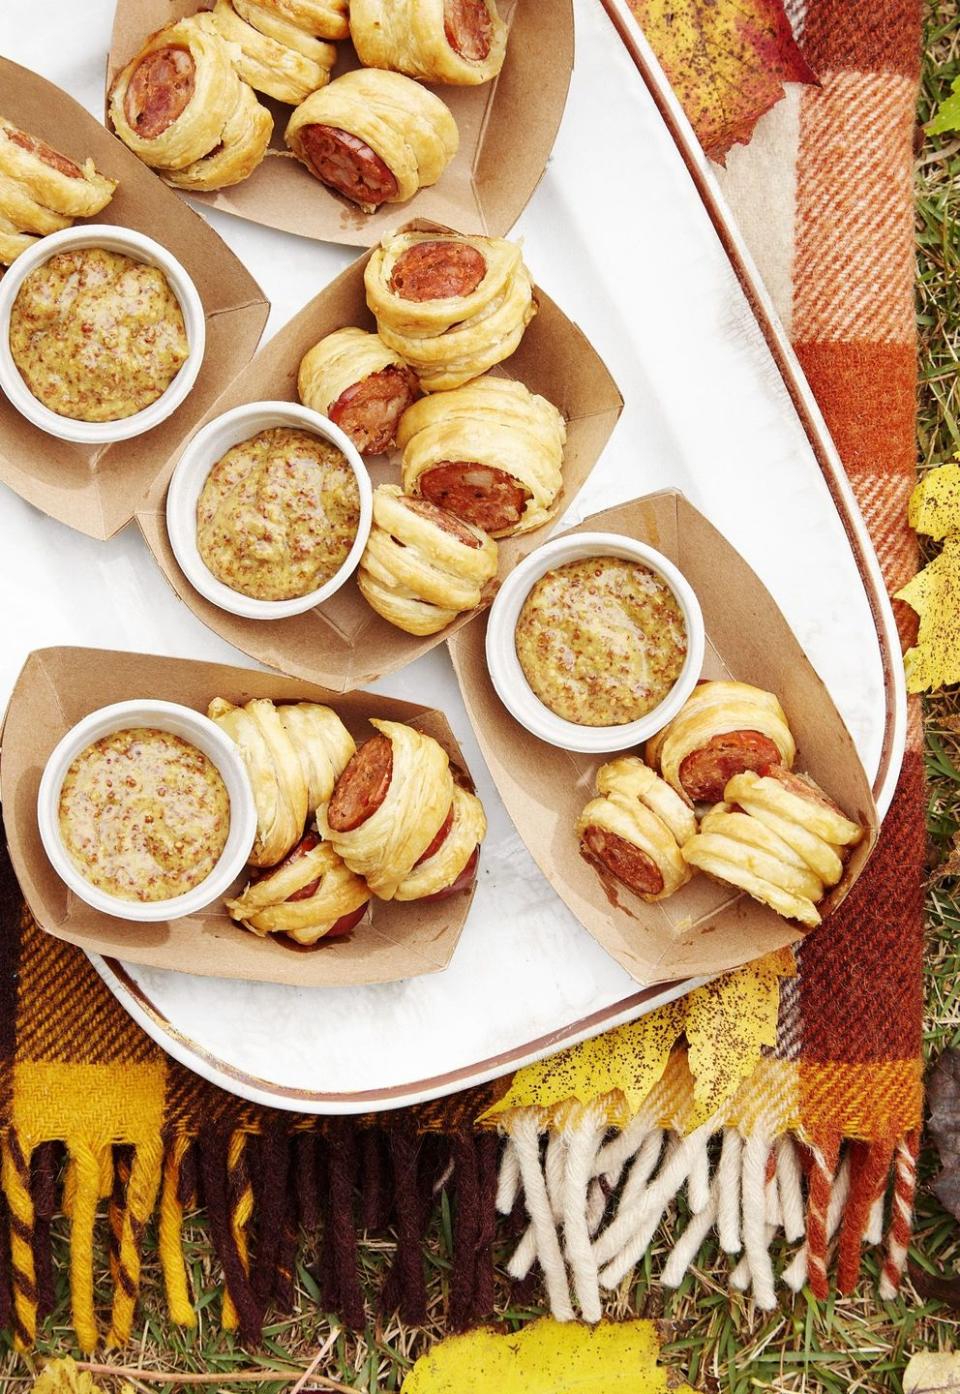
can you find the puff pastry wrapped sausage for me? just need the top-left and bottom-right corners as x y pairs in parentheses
(208, 696), (355, 866)
(350, 0), (508, 85)
(399, 375), (566, 536)
(319, 719), (458, 900)
(286, 71), (458, 212)
(576, 757), (696, 902)
(255, 0), (349, 40)
(164, 81), (273, 191)
(0, 118), (116, 255)
(365, 230), (536, 391)
(110, 18), (242, 171)
(682, 768), (863, 927)
(358, 484), (498, 635)
(394, 782), (486, 901)
(227, 831), (370, 943)
(208, 0), (336, 103)
(646, 680), (797, 805)
(298, 327), (420, 454)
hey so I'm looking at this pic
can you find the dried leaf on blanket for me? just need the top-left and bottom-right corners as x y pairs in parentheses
(401, 1317), (696, 1394)
(627, 0), (818, 162)
(480, 948), (795, 1131)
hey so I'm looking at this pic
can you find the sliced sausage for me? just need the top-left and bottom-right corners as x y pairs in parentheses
(422, 845), (479, 902)
(388, 240), (487, 302)
(6, 127), (82, 178)
(327, 733), (393, 832)
(580, 825), (664, 898)
(124, 46), (196, 140)
(402, 495), (484, 549)
(443, 0), (493, 60)
(415, 804), (454, 866)
(759, 764), (844, 815)
(418, 462), (528, 534)
(300, 125), (398, 207)
(678, 731), (782, 804)
(329, 363), (419, 454)
(324, 901), (368, 938)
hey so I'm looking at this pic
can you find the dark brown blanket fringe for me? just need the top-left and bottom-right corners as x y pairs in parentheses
(320, 1119), (365, 1331)
(30, 1142), (59, 1323)
(199, 1129), (263, 1346)
(251, 1126), (291, 1307)
(0, 1187), (13, 1336)
(449, 1128), (480, 1330)
(294, 1130), (319, 1232)
(380, 1118), (428, 1325)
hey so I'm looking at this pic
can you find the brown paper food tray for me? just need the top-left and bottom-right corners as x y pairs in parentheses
(0, 647), (477, 987)
(0, 58), (269, 541)
(136, 234), (624, 692)
(107, 0), (573, 248)
(449, 490), (880, 986)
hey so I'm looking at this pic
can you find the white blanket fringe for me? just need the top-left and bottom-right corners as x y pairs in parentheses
(496, 1112), (894, 1320)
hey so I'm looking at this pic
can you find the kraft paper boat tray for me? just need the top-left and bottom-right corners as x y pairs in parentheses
(449, 490), (880, 987)
(0, 57), (269, 540)
(1, 647), (478, 987)
(136, 228), (624, 692)
(107, 0), (573, 248)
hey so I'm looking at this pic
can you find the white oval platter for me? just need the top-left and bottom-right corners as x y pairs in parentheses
(0, 0), (904, 1112)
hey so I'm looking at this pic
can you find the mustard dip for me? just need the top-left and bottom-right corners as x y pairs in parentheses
(515, 557), (687, 726)
(58, 728), (230, 903)
(196, 427), (361, 601)
(9, 247), (189, 421)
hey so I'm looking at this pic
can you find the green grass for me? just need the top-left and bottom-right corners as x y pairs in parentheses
(4, 6), (960, 1390)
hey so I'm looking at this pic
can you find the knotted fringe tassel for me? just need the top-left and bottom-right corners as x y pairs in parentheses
(496, 1108), (918, 1319)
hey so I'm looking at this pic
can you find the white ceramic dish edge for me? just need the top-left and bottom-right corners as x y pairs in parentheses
(37, 699), (257, 923)
(485, 532), (705, 754)
(166, 401), (373, 621)
(0, 223), (206, 445)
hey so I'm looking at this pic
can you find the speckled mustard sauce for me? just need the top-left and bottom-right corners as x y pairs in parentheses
(9, 247), (189, 421)
(196, 426), (361, 601)
(58, 727), (230, 902)
(515, 556), (687, 726)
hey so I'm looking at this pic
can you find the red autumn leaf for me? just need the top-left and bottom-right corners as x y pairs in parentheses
(628, 0), (819, 163)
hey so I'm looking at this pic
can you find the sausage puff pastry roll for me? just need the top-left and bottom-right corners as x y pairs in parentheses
(351, 0), (508, 85)
(576, 757), (696, 903)
(164, 82), (273, 192)
(646, 680), (797, 805)
(254, 0), (349, 40)
(319, 719), (455, 900)
(208, 0), (336, 104)
(298, 327), (420, 454)
(365, 230), (536, 391)
(286, 71), (458, 213)
(208, 697), (355, 866)
(0, 173), (71, 236)
(227, 832), (370, 943)
(394, 782), (485, 900)
(109, 17), (242, 172)
(358, 485), (498, 635)
(0, 119), (116, 218)
(721, 767), (863, 889)
(399, 375), (566, 536)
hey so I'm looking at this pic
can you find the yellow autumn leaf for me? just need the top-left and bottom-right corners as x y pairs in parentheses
(903, 1351), (960, 1393)
(897, 535), (960, 693)
(908, 461), (960, 541)
(682, 946), (796, 1128)
(480, 997), (687, 1129)
(31, 1358), (133, 1394)
(401, 1317), (697, 1394)
(480, 950), (793, 1130)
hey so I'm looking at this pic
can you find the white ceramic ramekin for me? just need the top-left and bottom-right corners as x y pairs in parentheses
(37, 699), (257, 924)
(166, 400), (373, 621)
(485, 531), (706, 755)
(0, 223), (205, 445)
